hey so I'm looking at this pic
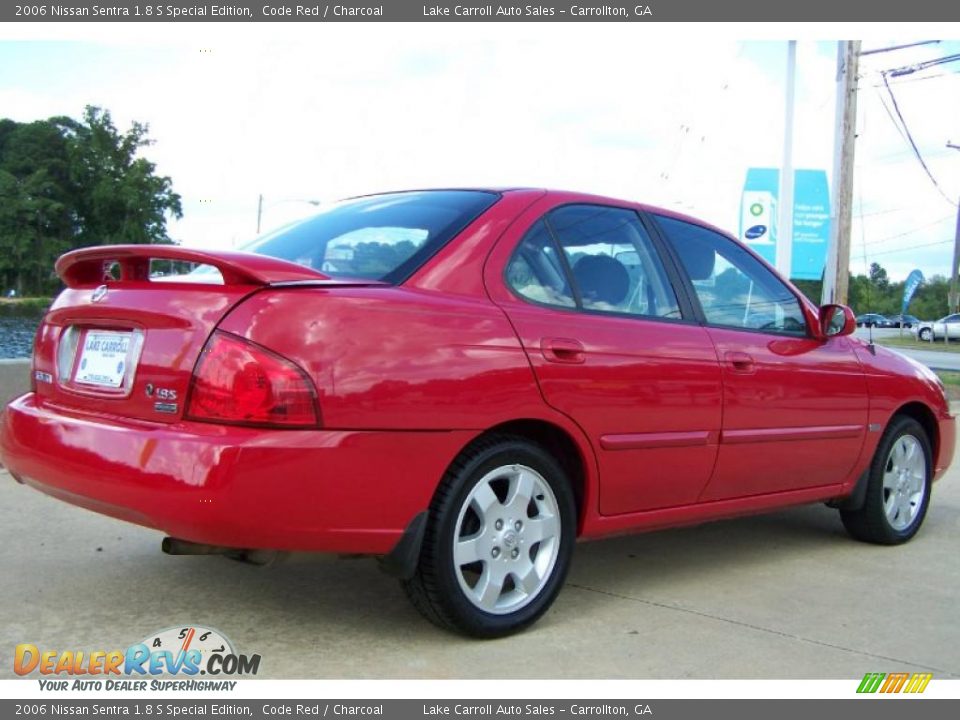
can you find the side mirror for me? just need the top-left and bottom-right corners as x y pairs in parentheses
(820, 304), (856, 338)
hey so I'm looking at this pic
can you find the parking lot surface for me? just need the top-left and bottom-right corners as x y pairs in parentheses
(2, 442), (959, 679)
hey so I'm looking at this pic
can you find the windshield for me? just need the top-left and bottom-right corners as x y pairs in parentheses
(238, 190), (499, 283)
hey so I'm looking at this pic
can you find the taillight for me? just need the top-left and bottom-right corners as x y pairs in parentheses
(186, 331), (319, 428)
(56, 325), (81, 383)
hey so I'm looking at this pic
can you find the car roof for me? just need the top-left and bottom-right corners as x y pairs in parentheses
(338, 187), (739, 239)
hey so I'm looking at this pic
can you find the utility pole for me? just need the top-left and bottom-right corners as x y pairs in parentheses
(948, 142), (960, 314)
(776, 41), (797, 281)
(255, 196), (319, 237)
(822, 40), (861, 306)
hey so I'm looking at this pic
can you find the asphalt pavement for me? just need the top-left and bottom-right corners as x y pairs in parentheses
(854, 327), (960, 371)
(2, 440), (958, 679)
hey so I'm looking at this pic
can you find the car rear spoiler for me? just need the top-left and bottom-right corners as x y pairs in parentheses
(55, 245), (333, 287)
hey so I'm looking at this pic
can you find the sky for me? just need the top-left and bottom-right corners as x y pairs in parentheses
(0, 25), (958, 282)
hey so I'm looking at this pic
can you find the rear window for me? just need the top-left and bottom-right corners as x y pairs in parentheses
(239, 190), (499, 283)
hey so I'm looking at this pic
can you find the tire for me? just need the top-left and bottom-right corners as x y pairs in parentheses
(402, 434), (576, 638)
(840, 416), (932, 545)
(919, 327), (933, 341)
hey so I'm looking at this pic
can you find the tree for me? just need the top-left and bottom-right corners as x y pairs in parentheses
(57, 106), (182, 248)
(869, 262), (889, 291)
(0, 106), (182, 295)
(0, 119), (74, 295)
(793, 264), (947, 320)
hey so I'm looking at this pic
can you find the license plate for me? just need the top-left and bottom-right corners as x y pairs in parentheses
(74, 331), (133, 388)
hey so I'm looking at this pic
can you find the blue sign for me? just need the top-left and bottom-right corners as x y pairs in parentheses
(902, 269), (925, 313)
(740, 168), (831, 280)
(745, 225), (768, 240)
(740, 168), (779, 267)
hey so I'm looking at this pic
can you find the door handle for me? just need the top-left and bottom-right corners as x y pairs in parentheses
(724, 351), (755, 373)
(541, 337), (586, 364)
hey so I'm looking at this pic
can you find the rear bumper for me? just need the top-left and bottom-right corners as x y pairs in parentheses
(0, 393), (470, 554)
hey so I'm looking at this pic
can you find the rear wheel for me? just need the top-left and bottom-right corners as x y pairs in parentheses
(840, 416), (932, 544)
(402, 435), (576, 638)
(919, 327), (933, 341)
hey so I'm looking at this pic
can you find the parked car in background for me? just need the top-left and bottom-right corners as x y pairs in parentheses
(887, 314), (920, 329)
(856, 313), (892, 328)
(918, 314), (960, 341)
(0, 188), (954, 637)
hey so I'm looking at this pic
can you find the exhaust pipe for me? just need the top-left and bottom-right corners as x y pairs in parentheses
(162, 537), (231, 556)
(162, 537), (284, 566)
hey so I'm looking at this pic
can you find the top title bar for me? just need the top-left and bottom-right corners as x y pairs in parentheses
(5, 0), (960, 22)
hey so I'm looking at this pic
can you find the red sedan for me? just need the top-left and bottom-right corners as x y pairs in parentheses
(1, 189), (953, 637)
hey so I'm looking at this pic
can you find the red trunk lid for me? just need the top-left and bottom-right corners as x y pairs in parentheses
(31, 245), (341, 423)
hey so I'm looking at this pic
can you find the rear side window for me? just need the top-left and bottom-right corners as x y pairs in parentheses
(506, 205), (681, 319)
(656, 215), (807, 336)
(241, 190), (499, 283)
(548, 205), (680, 318)
(505, 221), (576, 308)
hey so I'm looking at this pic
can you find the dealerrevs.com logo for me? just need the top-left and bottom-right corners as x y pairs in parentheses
(14, 626), (261, 691)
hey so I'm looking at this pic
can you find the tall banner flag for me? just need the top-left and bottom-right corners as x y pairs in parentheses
(740, 168), (831, 280)
(902, 269), (925, 312)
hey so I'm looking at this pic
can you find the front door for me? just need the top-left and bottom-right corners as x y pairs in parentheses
(653, 213), (869, 500)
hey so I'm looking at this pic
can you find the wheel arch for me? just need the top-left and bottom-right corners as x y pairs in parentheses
(476, 418), (590, 534)
(829, 401), (938, 513)
(380, 416), (595, 580)
(893, 401), (939, 463)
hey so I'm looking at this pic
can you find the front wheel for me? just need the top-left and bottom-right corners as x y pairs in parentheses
(402, 435), (576, 637)
(840, 416), (932, 544)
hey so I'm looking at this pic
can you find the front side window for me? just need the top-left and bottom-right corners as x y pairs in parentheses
(656, 215), (807, 336)
(506, 205), (681, 319)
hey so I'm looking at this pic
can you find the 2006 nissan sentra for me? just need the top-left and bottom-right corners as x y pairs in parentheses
(1, 188), (953, 637)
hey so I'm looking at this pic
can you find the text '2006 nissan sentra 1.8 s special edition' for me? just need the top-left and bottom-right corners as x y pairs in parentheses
(0, 188), (953, 637)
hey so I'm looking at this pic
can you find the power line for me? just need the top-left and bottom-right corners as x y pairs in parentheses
(881, 73), (958, 208)
(875, 85), (909, 145)
(886, 52), (960, 78)
(860, 41), (941, 57)
(856, 238), (952, 259)
(869, 146), (955, 165)
(854, 206), (911, 218)
(860, 213), (956, 246)
(857, 190), (870, 282)
(869, 68), (960, 88)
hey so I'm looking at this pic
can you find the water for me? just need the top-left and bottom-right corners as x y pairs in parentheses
(0, 314), (42, 359)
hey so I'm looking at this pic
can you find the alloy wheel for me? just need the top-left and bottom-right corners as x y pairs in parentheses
(882, 434), (927, 531)
(452, 464), (561, 615)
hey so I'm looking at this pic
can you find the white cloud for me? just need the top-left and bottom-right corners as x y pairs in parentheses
(0, 28), (957, 281)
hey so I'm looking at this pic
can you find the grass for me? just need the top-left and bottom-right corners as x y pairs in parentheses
(874, 335), (960, 354)
(0, 297), (52, 318)
(934, 371), (960, 401)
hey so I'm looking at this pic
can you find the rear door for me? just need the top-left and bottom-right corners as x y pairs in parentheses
(653, 214), (869, 499)
(486, 199), (723, 514)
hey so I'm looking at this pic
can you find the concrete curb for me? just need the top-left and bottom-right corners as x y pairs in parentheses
(0, 358), (30, 406)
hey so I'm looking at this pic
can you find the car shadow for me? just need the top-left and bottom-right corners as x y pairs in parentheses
(140, 502), (856, 646)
